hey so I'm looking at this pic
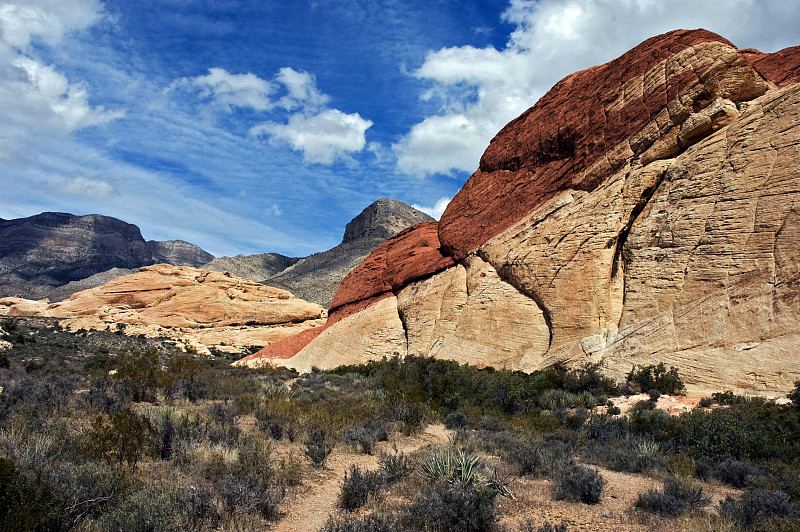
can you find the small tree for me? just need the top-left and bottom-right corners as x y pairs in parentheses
(113, 349), (162, 403)
(83, 407), (156, 469)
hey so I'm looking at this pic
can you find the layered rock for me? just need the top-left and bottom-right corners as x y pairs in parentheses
(0, 212), (213, 299)
(4, 264), (325, 354)
(240, 30), (800, 395)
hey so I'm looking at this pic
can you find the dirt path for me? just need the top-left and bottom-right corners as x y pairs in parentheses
(271, 424), (449, 532)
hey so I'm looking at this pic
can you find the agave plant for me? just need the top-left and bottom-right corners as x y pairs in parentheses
(418, 448), (482, 486)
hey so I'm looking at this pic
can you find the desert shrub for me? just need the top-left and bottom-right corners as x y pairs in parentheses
(180, 484), (220, 529)
(552, 462), (605, 504)
(112, 348), (162, 403)
(339, 464), (384, 511)
(562, 362), (618, 398)
(82, 407), (157, 469)
(402, 481), (497, 532)
(163, 353), (207, 402)
(504, 435), (568, 477)
(625, 363), (685, 396)
(206, 401), (240, 444)
(214, 471), (286, 520)
(444, 411), (468, 430)
(673, 408), (746, 462)
(789, 381), (800, 411)
(0, 457), (45, 531)
(86, 480), (183, 532)
(582, 413), (630, 440)
(343, 426), (377, 455)
(305, 428), (334, 467)
(719, 489), (800, 530)
(539, 389), (579, 410)
(699, 396), (714, 408)
(635, 476), (711, 517)
(716, 460), (759, 488)
(648, 389), (661, 401)
(518, 519), (568, 532)
(666, 453), (696, 478)
(380, 451), (413, 483)
(629, 402), (673, 436)
(320, 514), (398, 532)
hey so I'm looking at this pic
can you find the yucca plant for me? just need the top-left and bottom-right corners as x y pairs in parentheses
(419, 448), (482, 486)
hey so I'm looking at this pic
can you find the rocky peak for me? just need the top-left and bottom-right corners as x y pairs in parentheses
(342, 198), (433, 244)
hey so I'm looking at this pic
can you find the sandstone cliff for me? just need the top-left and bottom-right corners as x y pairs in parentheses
(1, 264), (325, 355)
(242, 30), (800, 396)
(0, 212), (213, 300)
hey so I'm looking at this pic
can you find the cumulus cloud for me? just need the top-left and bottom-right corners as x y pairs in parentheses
(190, 68), (275, 111)
(275, 67), (330, 111)
(61, 176), (113, 198)
(395, 0), (800, 177)
(411, 196), (451, 220)
(252, 109), (373, 164)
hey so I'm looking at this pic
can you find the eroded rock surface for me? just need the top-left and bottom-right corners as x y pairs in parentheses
(240, 31), (800, 395)
(5, 264), (325, 355)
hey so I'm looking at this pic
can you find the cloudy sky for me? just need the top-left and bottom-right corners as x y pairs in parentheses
(1, 0), (799, 257)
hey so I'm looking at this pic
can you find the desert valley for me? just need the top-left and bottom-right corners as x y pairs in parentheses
(2, 26), (800, 532)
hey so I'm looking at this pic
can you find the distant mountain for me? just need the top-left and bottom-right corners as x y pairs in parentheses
(203, 253), (300, 283)
(0, 212), (213, 299)
(204, 199), (434, 307)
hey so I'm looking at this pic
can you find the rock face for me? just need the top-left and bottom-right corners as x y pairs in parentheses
(203, 253), (300, 283)
(242, 30), (800, 396)
(2, 264), (326, 354)
(0, 212), (213, 299)
(256, 199), (434, 307)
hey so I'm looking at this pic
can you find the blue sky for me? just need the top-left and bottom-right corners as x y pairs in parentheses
(1, 0), (799, 257)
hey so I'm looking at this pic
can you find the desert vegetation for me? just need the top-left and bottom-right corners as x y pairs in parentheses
(1, 316), (799, 531)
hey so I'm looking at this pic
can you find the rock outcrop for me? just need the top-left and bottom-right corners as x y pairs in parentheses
(256, 199), (434, 307)
(1, 264), (325, 354)
(0, 212), (213, 300)
(241, 30), (800, 396)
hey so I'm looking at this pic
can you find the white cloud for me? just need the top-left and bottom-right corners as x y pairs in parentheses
(395, 0), (800, 177)
(11, 56), (122, 131)
(0, 0), (102, 49)
(61, 176), (113, 198)
(275, 67), (330, 110)
(252, 109), (373, 164)
(0, 1), (120, 136)
(189, 68), (275, 111)
(412, 196), (451, 220)
(265, 204), (282, 216)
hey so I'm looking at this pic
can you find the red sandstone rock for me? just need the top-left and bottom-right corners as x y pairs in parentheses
(329, 222), (454, 313)
(752, 45), (800, 87)
(439, 29), (766, 260)
(241, 325), (327, 362)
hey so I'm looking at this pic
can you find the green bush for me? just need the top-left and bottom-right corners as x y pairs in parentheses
(82, 407), (157, 468)
(402, 481), (497, 532)
(305, 428), (334, 468)
(379, 451), (413, 483)
(112, 348), (162, 403)
(339, 464), (384, 511)
(552, 462), (605, 504)
(0, 457), (44, 532)
(635, 476), (711, 517)
(625, 363), (685, 395)
(418, 448), (482, 485)
(719, 489), (800, 530)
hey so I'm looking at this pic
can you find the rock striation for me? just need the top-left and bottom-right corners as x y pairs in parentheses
(0, 212), (213, 300)
(241, 30), (800, 396)
(1, 264), (325, 355)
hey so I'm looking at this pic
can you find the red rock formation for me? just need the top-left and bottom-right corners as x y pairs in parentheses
(329, 222), (454, 314)
(438, 29), (765, 260)
(752, 45), (800, 87)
